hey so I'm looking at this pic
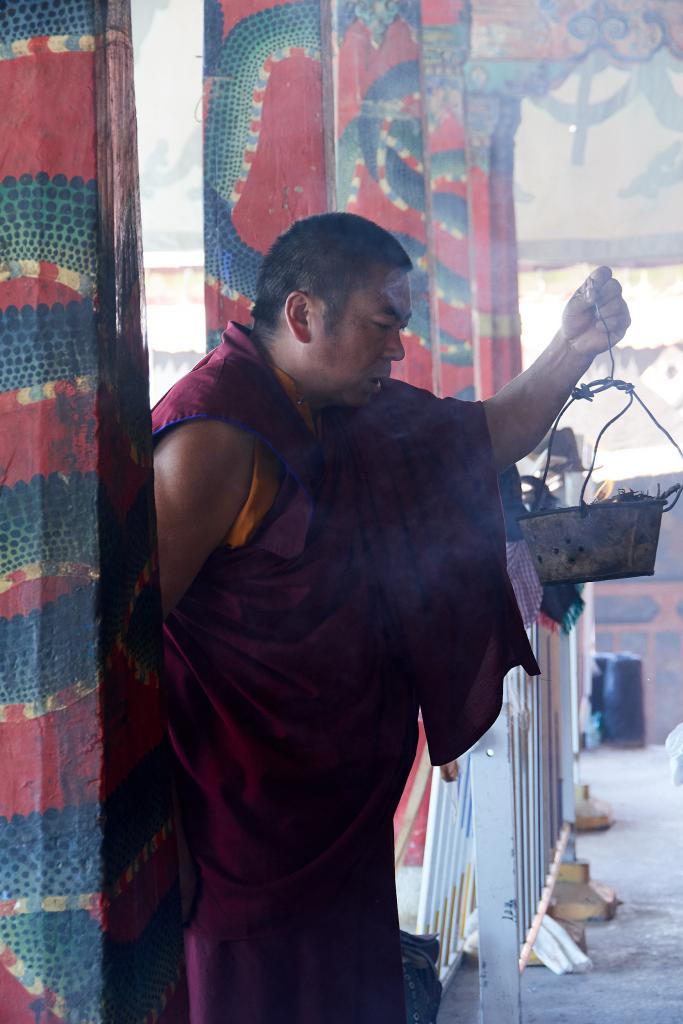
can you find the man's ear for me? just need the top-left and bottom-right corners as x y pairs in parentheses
(284, 291), (314, 344)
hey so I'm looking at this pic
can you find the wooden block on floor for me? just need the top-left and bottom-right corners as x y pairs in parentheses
(575, 784), (614, 831)
(558, 860), (591, 885)
(551, 879), (619, 922)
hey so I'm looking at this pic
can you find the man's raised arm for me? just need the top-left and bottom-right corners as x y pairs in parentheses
(483, 266), (631, 473)
(153, 419), (254, 618)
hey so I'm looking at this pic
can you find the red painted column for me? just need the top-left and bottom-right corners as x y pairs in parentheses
(0, 4), (187, 1020)
(421, 0), (474, 398)
(489, 96), (524, 391)
(201, 1), (487, 400)
(331, 3), (436, 391)
(466, 93), (523, 399)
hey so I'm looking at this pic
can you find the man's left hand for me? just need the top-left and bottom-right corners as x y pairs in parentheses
(560, 265), (631, 361)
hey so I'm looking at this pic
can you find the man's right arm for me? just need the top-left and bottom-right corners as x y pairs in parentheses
(153, 418), (255, 618)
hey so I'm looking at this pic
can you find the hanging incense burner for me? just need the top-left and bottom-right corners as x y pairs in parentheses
(518, 311), (683, 585)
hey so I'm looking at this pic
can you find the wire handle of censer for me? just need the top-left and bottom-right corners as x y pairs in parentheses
(534, 303), (683, 515)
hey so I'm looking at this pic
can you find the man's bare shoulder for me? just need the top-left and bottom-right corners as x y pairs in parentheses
(154, 418), (254, 479)
(153, 419), (255, 616)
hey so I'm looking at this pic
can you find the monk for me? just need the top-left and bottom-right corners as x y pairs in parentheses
(151, 213), (630, 1022)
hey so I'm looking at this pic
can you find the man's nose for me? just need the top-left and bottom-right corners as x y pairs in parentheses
(385, 330), (405, 361)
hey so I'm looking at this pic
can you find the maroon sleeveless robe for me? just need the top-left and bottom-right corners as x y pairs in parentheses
(152, 323), (538, 1021)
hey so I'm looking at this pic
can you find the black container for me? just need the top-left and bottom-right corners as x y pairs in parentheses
(591, 653), (613, 716)
(602, 652), (645, 746)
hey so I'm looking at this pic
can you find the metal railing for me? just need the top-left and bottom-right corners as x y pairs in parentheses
(416, 753), (476, 977)
(414, 622), (581, 1018)
(510, 625), (562, 956)
(510, 625), (575, 969)
(471, 623), (579, 1020)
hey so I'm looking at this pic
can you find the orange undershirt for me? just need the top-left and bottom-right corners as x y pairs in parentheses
(225, 367), (316, 548)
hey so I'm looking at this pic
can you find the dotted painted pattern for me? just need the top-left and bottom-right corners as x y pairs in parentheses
(0, 755), (181, 1020)
(0, 806), (101, 906)
(226, 44), (320, 210)
(121, 582), (163, 682)
(203, 1), (321, 316)
(0, 0), (93, 46)
(0, 302), (97, 395)
(0, 486), (162, 721)
(0, 584), (97, 708)
(0, 174), (98, 282)
(0, 679), (98, 724)
(1, 4), (184, 1018)
(104, 886), (185, 1024)
(205, 2), (321, 202)
(0, 912), (101, 1021)
(0, 472), (98, 579)
(0, 938), (69, 1021)
(204, 190), (263, 301)
(0, 748), (172, 906)
(377, 109), (425, 214)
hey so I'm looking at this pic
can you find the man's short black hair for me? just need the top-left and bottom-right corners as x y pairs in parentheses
(251, 213), (412, 338)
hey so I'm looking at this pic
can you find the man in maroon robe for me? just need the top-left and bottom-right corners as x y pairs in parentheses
(151, 214), (630, 1022)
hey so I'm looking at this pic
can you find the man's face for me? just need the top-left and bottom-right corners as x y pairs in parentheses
(304, 266), (411, 408)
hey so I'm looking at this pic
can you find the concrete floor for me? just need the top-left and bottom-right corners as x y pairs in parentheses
(438, 745), (683, 1024)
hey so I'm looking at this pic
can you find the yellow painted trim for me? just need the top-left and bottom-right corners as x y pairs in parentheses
(474, 311), (522, 339)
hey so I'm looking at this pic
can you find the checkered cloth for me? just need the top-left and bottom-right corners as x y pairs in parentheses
(506, 540), (543, 628)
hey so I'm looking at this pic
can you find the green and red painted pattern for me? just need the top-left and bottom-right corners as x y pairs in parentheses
(0, 3), (186, 1021)
(334, 9), (436, 391)
(203, 0), (327, 348)
(421, 0), (474, 397)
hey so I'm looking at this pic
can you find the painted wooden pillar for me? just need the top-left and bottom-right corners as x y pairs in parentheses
(0, 3), (187, 1021)
(202, 1), (522, 400)
(420, 0), (475, 398)
(203, 0), (329, 349)
(465, 90), (523, 400)
(331, 1), (436, 392)
(201, 2), (534, 397)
